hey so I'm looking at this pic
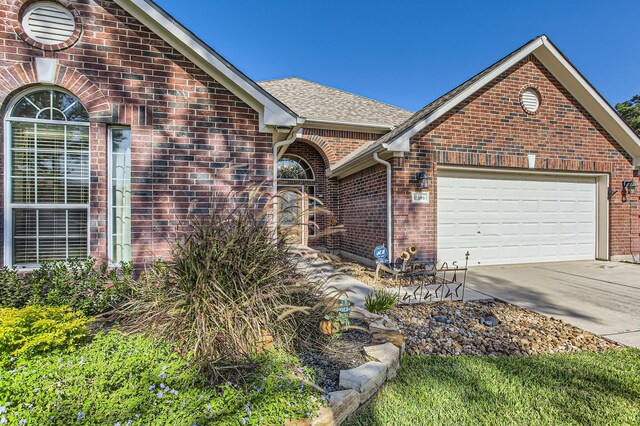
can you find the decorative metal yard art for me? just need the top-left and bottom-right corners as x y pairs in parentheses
(374, 246), (470, 303)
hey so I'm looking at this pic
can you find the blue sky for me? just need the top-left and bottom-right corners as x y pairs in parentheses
(155, 0), (639, 112)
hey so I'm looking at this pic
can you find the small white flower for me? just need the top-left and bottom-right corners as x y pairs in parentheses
(0, 407), (5, 415)
(19, 420), (27, 425)
(76, 412), (85, 421)
(0, 417), (6, 425)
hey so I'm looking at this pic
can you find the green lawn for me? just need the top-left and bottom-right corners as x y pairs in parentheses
(347, 349), (640, 426)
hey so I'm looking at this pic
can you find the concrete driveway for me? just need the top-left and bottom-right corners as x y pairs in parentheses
(465, 261), (640, 348)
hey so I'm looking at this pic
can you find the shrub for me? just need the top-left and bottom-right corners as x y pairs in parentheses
(119, 187), (329, 382)
(365, 288), (399, 314)
(0, 332), (325, 425)
(0, 306), (90, 366)
(0, 258), (133, 316)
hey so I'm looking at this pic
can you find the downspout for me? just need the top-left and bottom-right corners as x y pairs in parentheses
(373, 152), (393, 263)
(273, 128), (303, 232)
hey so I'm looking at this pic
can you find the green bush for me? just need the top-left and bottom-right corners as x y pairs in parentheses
(0, 331), (325, 425)
(119, 187), (328, 382)
(0, 306), (90, 366)
(365, 288), (399, 314)
(0, 258), (133, 316)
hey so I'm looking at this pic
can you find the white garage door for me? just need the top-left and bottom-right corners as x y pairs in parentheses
(437, 169), (597, 266)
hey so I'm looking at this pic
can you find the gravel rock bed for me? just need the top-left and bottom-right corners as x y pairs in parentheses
(300, 320), (373, 392)
(392, 300), (621, 356)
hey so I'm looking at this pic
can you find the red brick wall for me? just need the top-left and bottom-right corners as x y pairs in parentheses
(338, 164), (387, 261)
(393, 55), (639, 261)
(0, 0), (272, 266)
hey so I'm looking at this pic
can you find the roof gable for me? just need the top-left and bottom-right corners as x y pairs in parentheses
(114, 0), (299, 131)
(331, 36), (640, 177)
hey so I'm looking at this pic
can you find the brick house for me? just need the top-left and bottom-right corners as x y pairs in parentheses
(0, 0), (638, 269)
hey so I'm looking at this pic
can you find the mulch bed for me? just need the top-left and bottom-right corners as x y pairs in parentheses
(300, 319), (373, 392)
(391, 300), (622, 356)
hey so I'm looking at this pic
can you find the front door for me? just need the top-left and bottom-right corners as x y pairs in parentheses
(279, 186), (307, 245)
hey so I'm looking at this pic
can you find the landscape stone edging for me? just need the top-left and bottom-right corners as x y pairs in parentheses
(308, 321), (403, 426)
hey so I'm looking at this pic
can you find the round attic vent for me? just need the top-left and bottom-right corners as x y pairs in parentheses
(22, 2), (76, 45)
(520, 87), (541, 114)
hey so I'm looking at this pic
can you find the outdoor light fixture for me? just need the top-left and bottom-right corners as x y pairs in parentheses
(623, 179), (638, 194)
(621, 179), (638, 203)
(416, 171), (429, 189)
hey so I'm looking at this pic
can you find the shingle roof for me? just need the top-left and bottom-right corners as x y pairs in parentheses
(331, 36), (542, 172)
(258, 77), (413, 127)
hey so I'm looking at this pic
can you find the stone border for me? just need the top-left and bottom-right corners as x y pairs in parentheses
(287, 307), (404, 426)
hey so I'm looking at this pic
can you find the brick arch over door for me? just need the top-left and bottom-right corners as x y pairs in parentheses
(0, 62), (111, 119)
(297, 133), (336, 165)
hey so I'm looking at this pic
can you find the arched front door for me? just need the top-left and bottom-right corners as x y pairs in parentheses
(276, 154), (316, 245)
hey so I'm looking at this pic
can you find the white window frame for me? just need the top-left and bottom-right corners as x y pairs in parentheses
(3, 86), (91, 269)
(107, 126), (132, 265)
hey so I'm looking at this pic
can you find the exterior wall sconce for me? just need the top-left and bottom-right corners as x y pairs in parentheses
(416, 171), (429, 189)
(622, 179), (638, 203)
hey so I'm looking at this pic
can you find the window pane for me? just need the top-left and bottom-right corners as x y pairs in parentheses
(36, 123), (65, 150)
(11, 122), (35, 150)
(12, 98), (39, 119)
(12, 177), (36, 203)
(276, 156), (314, 180)
(110, 128), (132, 263)
(12, 150), (35, 177)
(37, 151), (64, 177)
(37, 178), (66, 203)
(67, 126), (89, 150)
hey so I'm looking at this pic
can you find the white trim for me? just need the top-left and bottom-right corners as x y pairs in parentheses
(114, 0), (299, 131)
(436, 165), (609, 261)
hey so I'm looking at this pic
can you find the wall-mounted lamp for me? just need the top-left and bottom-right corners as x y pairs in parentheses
(622, 179), (638, 203)
(416, 171), (429, 189)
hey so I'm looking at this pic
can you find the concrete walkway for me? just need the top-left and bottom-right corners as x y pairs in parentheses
(465, 261), (640, 348)
(297, 252), (373, 307)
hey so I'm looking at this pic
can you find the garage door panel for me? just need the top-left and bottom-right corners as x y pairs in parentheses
(437, 171), (597, 266)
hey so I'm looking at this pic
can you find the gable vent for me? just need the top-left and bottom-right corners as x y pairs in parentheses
(23, 2), (76, 45)
(521, 88), (541, 114)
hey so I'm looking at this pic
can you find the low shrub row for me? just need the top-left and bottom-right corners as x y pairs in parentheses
(0, 258), (133, 316)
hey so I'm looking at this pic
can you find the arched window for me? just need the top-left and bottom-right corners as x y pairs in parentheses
(277, 155), (315, 180)
(5, 88), (90, 267)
